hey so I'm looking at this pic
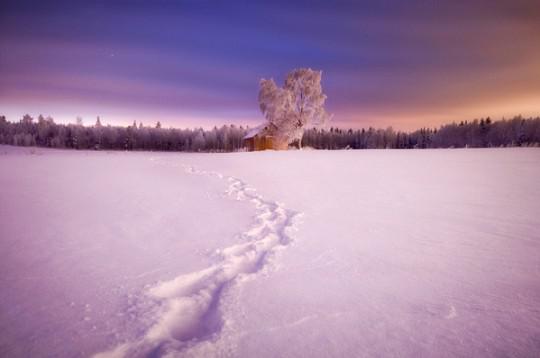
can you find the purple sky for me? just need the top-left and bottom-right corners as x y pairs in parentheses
(1, 1), (539, 130)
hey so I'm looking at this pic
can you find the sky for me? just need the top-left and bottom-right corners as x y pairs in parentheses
(1, 0), (539, 130)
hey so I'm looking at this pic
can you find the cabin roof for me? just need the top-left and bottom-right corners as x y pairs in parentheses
(243, 124), (266, 139)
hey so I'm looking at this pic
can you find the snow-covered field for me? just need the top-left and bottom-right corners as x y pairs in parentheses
(1, 145), (539, 357)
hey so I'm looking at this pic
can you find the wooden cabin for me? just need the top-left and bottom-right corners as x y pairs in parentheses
(243, 124), (288, 151)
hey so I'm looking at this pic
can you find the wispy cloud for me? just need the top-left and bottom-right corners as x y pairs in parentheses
(1, 1), (539, 129)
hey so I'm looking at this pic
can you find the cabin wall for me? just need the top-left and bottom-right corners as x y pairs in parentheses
(244, 135), (288, 151)
(244, 137), (255, 151)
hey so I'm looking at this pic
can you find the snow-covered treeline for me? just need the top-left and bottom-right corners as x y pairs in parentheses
(0, 115), (539, 152)
(0, 115), (246, 152)
(302, 116), (540, 149)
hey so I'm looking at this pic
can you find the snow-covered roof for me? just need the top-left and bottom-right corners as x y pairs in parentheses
(243, 124), (266, 139)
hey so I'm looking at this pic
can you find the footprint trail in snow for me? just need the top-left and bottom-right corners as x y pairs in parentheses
(95, 163), (302, 357)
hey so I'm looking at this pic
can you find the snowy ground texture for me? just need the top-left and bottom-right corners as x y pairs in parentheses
(1, 146), (539, 358)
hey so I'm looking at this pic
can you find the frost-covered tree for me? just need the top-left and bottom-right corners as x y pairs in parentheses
(192, 129), (206, 151)
(259, 68), (330, 146)
(1, 113), (538, 151)
(21, 114), (34, 124)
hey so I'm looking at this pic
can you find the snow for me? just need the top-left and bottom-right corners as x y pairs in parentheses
(243, 124), (265, 139)
(1, 146), (539, 357)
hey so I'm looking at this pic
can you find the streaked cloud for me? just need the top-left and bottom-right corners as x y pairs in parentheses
(1, 0), (539, 129)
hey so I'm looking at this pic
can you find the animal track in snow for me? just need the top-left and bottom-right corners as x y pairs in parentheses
(95, 164), (302, 357)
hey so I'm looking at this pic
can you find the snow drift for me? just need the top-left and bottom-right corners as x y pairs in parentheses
(1, 146), (539, 357)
